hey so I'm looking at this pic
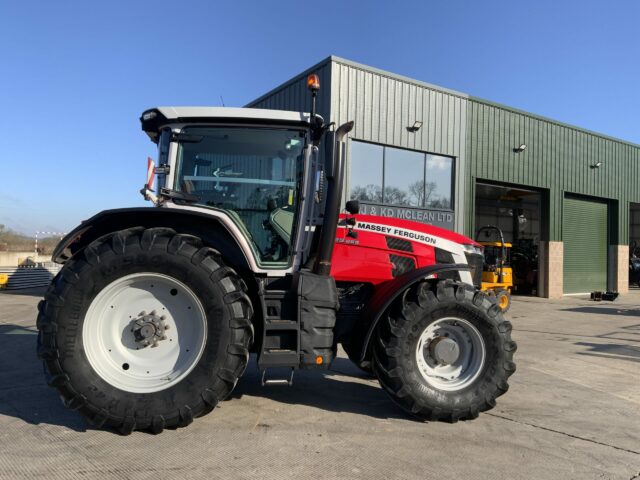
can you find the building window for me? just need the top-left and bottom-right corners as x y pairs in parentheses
(349, 141), (383, 202)
(425, 154), (453, 209)
(384, 147), (425, 207)
(350, 141), (454, 210)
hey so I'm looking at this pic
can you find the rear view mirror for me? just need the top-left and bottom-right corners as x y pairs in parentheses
(345, 200), (360, 214)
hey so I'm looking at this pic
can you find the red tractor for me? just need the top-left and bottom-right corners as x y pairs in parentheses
(37, 75), (516, 434)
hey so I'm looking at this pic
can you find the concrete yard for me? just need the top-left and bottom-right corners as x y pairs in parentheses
(0, 289), (638, 480)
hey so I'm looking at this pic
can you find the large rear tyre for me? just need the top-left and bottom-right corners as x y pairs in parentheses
(373, 280), (516, 422)
(37, 227), (253, 434)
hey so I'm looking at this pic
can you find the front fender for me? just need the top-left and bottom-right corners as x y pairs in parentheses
(356, 263), (471, 364)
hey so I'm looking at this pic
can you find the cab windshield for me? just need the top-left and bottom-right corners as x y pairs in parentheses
(175, 126), (306, 266)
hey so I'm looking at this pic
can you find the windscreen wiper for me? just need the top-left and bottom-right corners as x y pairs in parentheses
(160, 188), (200, 203)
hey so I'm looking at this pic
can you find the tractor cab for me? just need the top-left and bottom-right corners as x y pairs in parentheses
(139, 106), (324, 271)
(476, 226), (513, 312)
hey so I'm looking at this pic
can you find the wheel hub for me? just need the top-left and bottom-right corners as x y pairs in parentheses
(83, 272), (207, 393)
(131, 310), (170, 348)
(428, 336), (460, 365)
(415, 317), (486, 392)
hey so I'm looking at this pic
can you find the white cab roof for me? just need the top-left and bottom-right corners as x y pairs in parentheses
(155, 106), (309, 123)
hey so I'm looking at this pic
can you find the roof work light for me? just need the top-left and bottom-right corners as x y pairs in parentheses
(307, 73), (320, 92)
(307, 73), (321, 118)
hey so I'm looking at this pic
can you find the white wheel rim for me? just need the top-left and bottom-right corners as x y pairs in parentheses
(83, 273), (207, 393)
(415, 317), (485, 392)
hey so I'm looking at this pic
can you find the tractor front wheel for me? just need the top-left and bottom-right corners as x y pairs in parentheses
(37, 227), (254, 434)
(373, 280), (516, 422)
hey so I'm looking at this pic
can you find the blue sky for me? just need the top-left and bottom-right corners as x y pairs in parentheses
(1, 0), (638, 234)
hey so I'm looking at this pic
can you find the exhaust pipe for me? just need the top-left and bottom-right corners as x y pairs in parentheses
(313, 120), (354, 276)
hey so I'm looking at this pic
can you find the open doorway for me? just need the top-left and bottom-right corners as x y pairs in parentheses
(629, 203), (640, 289)
(475, 182), (541, 296)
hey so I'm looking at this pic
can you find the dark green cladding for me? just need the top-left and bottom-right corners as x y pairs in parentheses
(465, 99), (640, 243)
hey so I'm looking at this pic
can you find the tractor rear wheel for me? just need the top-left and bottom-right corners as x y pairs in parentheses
(37, 227), (253, 434)
(373, 280), (516, 422)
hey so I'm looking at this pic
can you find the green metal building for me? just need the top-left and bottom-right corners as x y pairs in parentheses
(249, 56), (640, 298)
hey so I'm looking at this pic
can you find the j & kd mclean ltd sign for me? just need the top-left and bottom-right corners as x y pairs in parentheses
(359, 202), (455, 230)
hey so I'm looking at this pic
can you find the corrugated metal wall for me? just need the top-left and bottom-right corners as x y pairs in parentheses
(466, 99), (640, 241)
(330, 59), (468, 232)
(330, 60), (467, 157)
(247, 59), (332, 121)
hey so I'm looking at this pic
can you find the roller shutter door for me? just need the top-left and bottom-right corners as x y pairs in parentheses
(563, 196), (608, 294)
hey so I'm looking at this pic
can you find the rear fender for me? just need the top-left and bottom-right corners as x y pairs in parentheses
(53, 207), (272, 354)
(355, 264), (471, 364)
(53, 208), (251, 273)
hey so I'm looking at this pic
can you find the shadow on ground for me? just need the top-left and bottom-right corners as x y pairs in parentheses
(575, 341), (640, 363)
(0, 321), (407, 431)
(561, 306), (640, 317)
(233, 356), (409, 421)
(0, 286), (48, 298)
(0, 323), (88, 432)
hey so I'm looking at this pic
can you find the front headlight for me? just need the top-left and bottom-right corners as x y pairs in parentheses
(462, 244), (483, 255)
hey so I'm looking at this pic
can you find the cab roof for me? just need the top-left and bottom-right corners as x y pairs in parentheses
(140, 106), (310, 143)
